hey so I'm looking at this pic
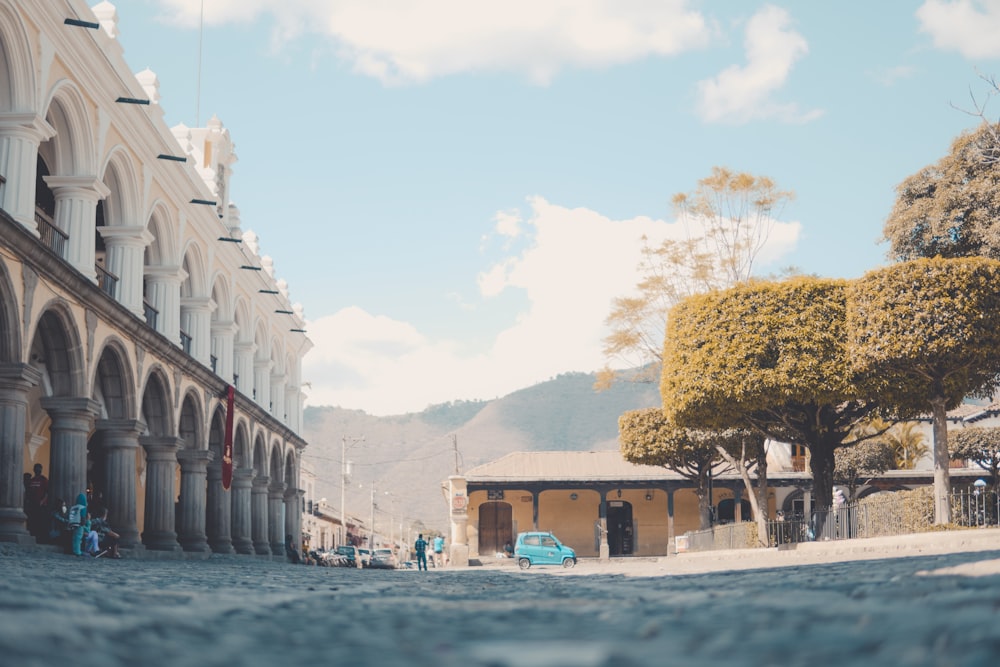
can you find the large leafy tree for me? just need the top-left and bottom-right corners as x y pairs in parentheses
(848, 257), (1000, 523)
(882, 122), (1000, 261)
(833, 438), (894, 501)
(950, 426), (1000, 490)
(619, 408), (725, 530)
(598, 167), (793, 388)
(864, 419), (929, 470)
(662, 277), (882, 511)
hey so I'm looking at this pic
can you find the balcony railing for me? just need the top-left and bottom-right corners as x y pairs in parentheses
(35, 209), (68, 259)
(143, 299), (159, 330)
(210, 355), (218, 374)
(180, 329), (192, 355)
(95, 264), (118, 298)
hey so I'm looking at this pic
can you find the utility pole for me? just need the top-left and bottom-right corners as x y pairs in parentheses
(452, 433), (460, 474)
(341, 435), (364, 547)
(369, 479), (375, 552)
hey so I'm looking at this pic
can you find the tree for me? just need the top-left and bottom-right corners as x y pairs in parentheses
(598, 167), (794, 388)
(847, 256), (1000, 523)
(833, 437), (894, 501)
(618, 408), (725, 530)
(950, 426), (1000, 490)
(662, 277), (882, 511)
(881, 122), (1000, 262)
(952, 72), (1000, 165)
(868, 419), (929, 470)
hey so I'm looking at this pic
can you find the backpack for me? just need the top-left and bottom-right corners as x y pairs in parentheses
(67, 504), (83, 527)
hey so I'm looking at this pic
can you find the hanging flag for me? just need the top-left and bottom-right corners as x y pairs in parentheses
(222, 385), (235, 490)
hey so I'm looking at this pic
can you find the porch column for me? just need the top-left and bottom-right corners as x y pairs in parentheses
(44, 176), (109, 280)
(211, 319), (237, 382)
(268, 481), (286, 555)
(284, 486), (302, 555)
(0, 113), (54, 233)
(180, 296), (215, 367)
(598, 491), (609, 561)
(666, 487), (676, 556)
(270, 372), (285, 421)
(233, 342), (254, 396)
(176, 448), (213, 552)
(144, 265), (184, 343)
(40, 397), (99, 511)
(94, 419), (144, 549)
(139, 435), (181, 551)
(231, 467), (255, 554)
(206, 456), (234, 553)
(251, 474), (271, 555)
(253, 358), (271, 409)
(0, 364), (40, 543)
(98, 225), (154, 316)
(447, 475), (470, 567)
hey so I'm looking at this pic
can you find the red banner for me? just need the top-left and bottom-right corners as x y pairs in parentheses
(222, 385), (234, 490)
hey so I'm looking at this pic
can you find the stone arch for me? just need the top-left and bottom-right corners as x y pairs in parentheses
(91, 337), (135, 420)
(0, 2), (37, 112)
(269, 442), (283, 485)
(0, 258), (20, 363)
(233, 298), (252, 344)
(41, 81), (96, 176)
(140, 367), (173, 436)
(252, 432), (266, 475)
(180, 241), (209, 299)
(144, 200), (179, 266)
(178, 389), (204, 450)
(233, 420), (250, 468)
(28, 302), (85, 397)
(98, 147), (142, 227)
(283, 449), (297, 492)
(207, 406), (225, 462)
(210, 273), (233, 321)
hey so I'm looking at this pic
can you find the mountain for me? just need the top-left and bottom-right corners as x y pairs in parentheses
(301, 372), (659, 534)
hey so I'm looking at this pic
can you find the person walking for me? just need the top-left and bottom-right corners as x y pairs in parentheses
(432, 534), (445, 568)
(25, 464), (49, 539)
(414, 534), (428, 571)
(67, 493), (89, 556)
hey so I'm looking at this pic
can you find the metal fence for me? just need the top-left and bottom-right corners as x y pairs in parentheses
(683, 487), (1000, 553)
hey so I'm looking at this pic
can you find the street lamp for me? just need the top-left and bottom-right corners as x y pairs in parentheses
(341, 436), (364, 547)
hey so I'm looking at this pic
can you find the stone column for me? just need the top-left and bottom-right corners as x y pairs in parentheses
(40, 397), (99, 510)
(284, 486), (302, 555)
(139, 435), (181, 551)
(44, 176), (110, 280)
(0, 364), (41, 543)
(270, 372), (285, 421)
(233, 342), (254, 396)
(144, 265), (184, 343)
(598, 491), (610, 561)
(0, 113), (54, 233)
(206, 458), (234, 553)
(211, 320), (237, 382)
(253, 359), (271, 410)
(180, 296), (215, 367)
(176, 448), (213, 552)
(447, 475), (470, 567)
(98, 225), (154, 316)
(230, 467), (255, 554)
(268, 481), (286, 555)
(251, 474), (271, 555)
(94, 419), (144, 549)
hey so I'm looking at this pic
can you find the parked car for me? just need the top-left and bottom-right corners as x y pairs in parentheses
(514, 531), (576, 570)
(370, 548), (397, 569)
(333, 545), (360, 567)
(358, 548), (371, 568)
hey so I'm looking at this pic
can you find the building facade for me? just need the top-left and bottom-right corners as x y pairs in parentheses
(0, 0), (311, 556)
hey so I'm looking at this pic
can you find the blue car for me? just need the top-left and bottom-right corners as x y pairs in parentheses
(514, 531), (576, 570)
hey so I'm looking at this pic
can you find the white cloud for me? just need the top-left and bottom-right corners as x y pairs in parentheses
(917, 0), (1000, 58)
(151, 0), (711, 84)
(302, 197), (801, 415)
(696, 5), (822, 125)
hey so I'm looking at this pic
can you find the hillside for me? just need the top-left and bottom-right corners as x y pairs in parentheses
(301, 372), (659, 534)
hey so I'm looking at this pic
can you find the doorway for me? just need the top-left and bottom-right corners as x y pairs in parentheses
(478, 501), (513, 556)
(607, 500), (634, 556)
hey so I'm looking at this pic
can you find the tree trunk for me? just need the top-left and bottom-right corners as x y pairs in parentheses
(716, 445), (768, 547)
(755, 449), (769, 546)
(809, 440), (835, 512)
(696, 468), (712, 530)
(930, 395), (952, 525)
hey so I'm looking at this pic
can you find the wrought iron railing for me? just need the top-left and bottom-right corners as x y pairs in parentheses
(179, 330), (192, 355)
(35, 209), (68, 258)
(682, 486), (1000, 552)
(143, 299), (159, 330)
(95, 263), (118, 298)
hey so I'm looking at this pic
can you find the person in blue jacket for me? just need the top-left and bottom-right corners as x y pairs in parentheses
(67, 493), (88, 556)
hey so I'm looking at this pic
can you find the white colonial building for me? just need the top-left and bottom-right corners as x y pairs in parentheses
(0, 0), (312, 556)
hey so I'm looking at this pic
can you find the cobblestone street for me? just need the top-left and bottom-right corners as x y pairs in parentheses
(2, 545), (999, 667)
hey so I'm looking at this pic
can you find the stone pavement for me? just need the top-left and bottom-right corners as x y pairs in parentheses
(1, 531), (999, 667)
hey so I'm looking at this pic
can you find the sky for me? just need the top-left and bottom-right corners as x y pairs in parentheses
(111, 0), (1000, 416)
